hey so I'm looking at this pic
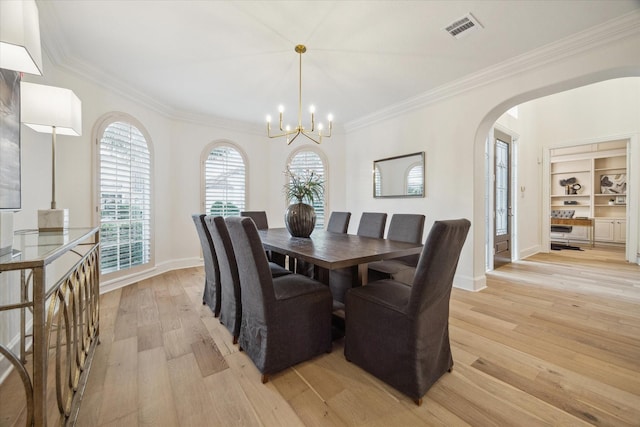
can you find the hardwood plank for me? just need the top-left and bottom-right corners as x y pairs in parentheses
(155, 294), (182, 332)
(138, 347), (179, 427)
(137, 322), (163, 352)
(224, 351), (305, 426)
(202, 368), (262, 427)
(167, 352), (223, 425)
(136, 287), (160, 326)
(97, 337), (138, 425)
(191, 337), (228, 377)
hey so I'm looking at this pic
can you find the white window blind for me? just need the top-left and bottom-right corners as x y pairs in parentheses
(288, 151), (326, 229)
(99, 121), (151, 274)
(406, 164), (423, 195)
(204, 146), (245, 216)
(374, 166), (381, 197)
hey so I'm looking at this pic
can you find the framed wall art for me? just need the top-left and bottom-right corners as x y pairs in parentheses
(0, 68), (21, 210)
(600, 173), (626, 195)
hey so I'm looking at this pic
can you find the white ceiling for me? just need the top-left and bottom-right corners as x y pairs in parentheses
(37, 1), (639, 129)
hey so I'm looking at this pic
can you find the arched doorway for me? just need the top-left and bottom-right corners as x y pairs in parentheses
(474, 76), (640, 276)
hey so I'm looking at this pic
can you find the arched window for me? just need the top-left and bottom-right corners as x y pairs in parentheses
(98, 118), (152, 275)
(203, 143), (246, 216)
(287, 149), (327, 229)
(406, 163), (423, 196)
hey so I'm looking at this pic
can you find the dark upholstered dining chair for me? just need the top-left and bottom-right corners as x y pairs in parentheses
(356, 212), (388, 238)
(191, 214), (221, 316)
(240, 211), (269, 230)
(226, 217), (333, 383)
(326, 211), (351, 233)
(240, 210), (286, 267)
(344, 219), (471, 405)
(205, 216), (242, 343)
(329, 212), (388, 304)
(206, 216), (292, 344)
(368, 213), (426, 284)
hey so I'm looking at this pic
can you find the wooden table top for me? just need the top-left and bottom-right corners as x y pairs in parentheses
(257, 228), (423, 270)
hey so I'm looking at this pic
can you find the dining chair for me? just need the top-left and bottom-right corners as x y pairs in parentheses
(368, 213), (426, 284)
(191, 214), (221, 317)
(329, 212), (388, 303)
(356, 212), (388, 238)
(206, 216), (242, 343)
(326, 211), (351, 233)
(240, 211), (269, 230)
(345, 219), (471, 406)
(550, 209), (575, 246)
(240, 210), (286, 267)
(226, 216), (332, 383)
(206, 216), (293, 345)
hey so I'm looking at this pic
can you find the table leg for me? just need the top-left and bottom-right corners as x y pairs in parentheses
(357, 263), (368, 286)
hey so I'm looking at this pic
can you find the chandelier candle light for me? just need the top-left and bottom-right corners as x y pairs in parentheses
(266, 45), (333, 145)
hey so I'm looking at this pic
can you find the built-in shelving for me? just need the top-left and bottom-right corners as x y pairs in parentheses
(550, 142), (627, 244)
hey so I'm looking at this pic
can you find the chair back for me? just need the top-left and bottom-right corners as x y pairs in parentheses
(357, 212), (388, 238)
(408, 219), (470, 317)
(240, 211), (269, 230)
(327, 211), (351, 233)
(206, 216), (242, 337)
(191, 213), (221, 313)
(226, 217), (276, 320)
(387, 214), (425, 243)
(551, 210), (575, 218)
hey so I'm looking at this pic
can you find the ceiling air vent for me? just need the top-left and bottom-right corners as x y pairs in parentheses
(445, 13), (483, 39)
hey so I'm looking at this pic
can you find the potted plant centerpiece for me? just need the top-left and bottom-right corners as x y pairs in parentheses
(283, 167), (324, 237)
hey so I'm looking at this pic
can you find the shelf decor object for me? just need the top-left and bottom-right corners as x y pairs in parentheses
(21, 82), (82, 231)
(600, 173), (626, 194)
(0, 0), (43, 75)
(266, 45), (333, 145)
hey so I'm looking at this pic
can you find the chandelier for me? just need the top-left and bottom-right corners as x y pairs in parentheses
(266, 45), (333, 145)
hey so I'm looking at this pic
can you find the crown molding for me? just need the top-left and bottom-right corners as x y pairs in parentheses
(39, 2), (638, 135)
(345, 10), (640, 132)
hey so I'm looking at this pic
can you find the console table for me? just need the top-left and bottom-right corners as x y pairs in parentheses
(0, 227), (100, 426)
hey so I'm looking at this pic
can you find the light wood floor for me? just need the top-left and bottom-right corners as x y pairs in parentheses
(2, 245), (640, 426)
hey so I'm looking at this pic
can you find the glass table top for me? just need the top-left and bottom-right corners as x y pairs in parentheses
(0, 227), (99, 270)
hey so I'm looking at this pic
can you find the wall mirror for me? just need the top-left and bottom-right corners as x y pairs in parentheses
(373, 152), (424, 198)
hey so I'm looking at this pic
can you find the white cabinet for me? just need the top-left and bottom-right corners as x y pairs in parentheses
(594, 218), (626, 243)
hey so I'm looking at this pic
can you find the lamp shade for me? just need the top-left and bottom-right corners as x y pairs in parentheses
(0, 0), (43, 75)
(21, 82), (82, 136)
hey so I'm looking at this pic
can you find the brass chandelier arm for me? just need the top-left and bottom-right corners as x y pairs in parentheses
(266, 44), (333, 144)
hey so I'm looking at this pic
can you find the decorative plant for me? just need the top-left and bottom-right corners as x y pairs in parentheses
(283, 167), (324, 205)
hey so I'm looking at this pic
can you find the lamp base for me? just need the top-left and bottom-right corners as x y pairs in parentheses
(38, 209), (69, 231)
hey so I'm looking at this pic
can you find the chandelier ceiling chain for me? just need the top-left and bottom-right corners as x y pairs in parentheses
(266, 44), (333, 145)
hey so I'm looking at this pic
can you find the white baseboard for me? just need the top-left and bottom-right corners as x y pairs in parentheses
(454, 274), (486, 292)
(520, 244), (542, 259)
(100, 257), (202, 294)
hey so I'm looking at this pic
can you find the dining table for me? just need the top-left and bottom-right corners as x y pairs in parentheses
(257, 228), (423, 287)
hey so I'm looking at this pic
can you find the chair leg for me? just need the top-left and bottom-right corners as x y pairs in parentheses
(261, 374), (269, 384)
(414, 398), (423, 406)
